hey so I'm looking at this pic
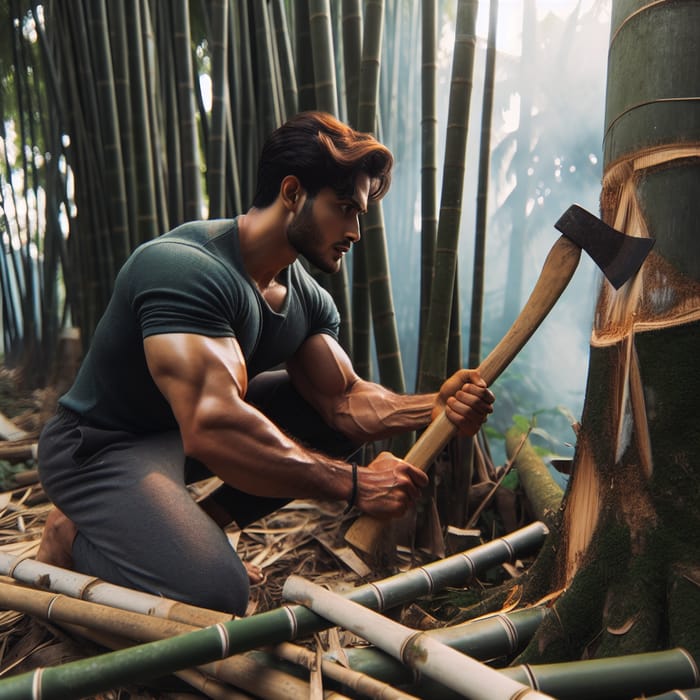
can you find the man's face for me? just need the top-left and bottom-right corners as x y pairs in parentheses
(287, 174), (370, 274)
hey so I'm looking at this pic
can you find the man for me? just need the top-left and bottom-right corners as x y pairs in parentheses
(38, 112), (494, 615)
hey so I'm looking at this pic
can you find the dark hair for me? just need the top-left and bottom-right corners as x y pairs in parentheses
(252, 111), (394, 208)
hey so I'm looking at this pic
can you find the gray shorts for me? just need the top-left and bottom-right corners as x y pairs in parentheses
(38, 370), (357, 615)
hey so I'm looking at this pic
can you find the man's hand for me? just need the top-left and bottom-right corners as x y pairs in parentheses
(355, 452), (429, 519)
(433, 369), (495, 436)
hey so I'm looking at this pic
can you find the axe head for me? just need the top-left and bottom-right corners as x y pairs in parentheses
(554, 204), (655, 289)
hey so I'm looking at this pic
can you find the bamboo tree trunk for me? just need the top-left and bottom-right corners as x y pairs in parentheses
(107, 1), (139, 248)
(126, 0), (160, 243)
(308, 0), (353, 353)
(356, 0), (405, 392)
(416, 0), (478, 393)
(231, 0), (258, 209)
(516, 0), (700, 663)
(172, 0), (203, 221)
(271, 0), (299, 120)
(418, 0), (438, 377)
(469, 0), (498, 368)
(207, 0), (229, 219)
(294, 0), (316, 112)
(88, 0), (130, 266)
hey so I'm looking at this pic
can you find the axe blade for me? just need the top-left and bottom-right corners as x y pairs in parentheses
(554, 204), (655, 289)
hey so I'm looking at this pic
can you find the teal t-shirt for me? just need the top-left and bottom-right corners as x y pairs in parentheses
(60, 218), (340, 432)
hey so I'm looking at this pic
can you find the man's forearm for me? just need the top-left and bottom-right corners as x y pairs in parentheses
(331, 380), (437, 442)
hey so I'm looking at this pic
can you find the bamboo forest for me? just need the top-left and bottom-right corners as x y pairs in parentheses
(0, 0), (698, 698)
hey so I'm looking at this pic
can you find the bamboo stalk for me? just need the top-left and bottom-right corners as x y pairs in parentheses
(283, 575), (554, 700)
(272, 641), (419, 700)
(338, 646), (700, 700)
(638, 691), (700, 700)
(334, 607), (547, 683)
(0, 579), (347, 700)
(502, 649), (699, 700)
(0, 552), (232, 627)
(60, 621), (253, 700)
(505, 427), (564, 523)
(0, 522), (548, 698)
(1, 521), (548, 625)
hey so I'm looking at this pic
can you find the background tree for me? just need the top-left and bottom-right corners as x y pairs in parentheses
(0, 0), (615, 556)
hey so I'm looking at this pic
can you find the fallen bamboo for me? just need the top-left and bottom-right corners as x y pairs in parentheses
(0, 551), (232, 627)
(333, 607), (547, 683)
(501, 649), (700, 700)
(326, 628), (700, 700)
(59, 621), (253, 700)
(637, 691), (700, 700)
(272, 641), (420, 700)
(0, 522), (548, 699)
(0, 579), (348, 700)
(1, 521), (548, 629)
(283, 575), (554, 700)
(505, 427), (564, 523)
(337, 644), (699, 700)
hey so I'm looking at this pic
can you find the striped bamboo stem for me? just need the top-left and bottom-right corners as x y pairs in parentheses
(60, 621), (253, 700)
(0, 553), (232, 627)
(638, 691), (700, 700)
(1, 521), (547, 624)
(272, 641), (419, 700)
(411, 649), (700, 700)
(0, 523), (547, 698)
(283, 575), (553, 700)
(0, 579), (346, 700)
(502, 649), (699, 700)
(333, 607), (547, 682)
(331, 618), (699, 700)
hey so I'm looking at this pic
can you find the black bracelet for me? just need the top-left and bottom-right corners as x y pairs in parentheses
(343, 462), (358, 514)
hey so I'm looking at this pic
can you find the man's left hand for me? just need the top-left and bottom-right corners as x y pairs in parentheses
(433, 369), (495, 436)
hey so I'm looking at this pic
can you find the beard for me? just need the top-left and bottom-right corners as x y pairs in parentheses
(286, 199), (341, 274)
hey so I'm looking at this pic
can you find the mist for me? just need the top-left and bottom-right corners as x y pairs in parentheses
(381, 0), (613, 464)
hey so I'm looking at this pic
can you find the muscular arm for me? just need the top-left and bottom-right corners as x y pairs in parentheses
(143, 333), (426, 517)
(144, 333), (355, 501)
(286, 334), (494, 442)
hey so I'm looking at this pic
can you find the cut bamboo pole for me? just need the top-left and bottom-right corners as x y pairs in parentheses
(637, 691), (700, 700)
(1, 521), (548, 628)
(0, 579), (347, 700)
(60, 621), (253, 700)
(0, 523), (548, 699)
(0, 552), (232, 627)
(283, 575), (553, 700)
(502, 649), (700, 700)
(272, 641), (419, 700)
(334, 607), (547, 683)
(505, 427), (564, 523)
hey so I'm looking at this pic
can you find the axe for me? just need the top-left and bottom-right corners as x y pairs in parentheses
(344, 204), (654, 556)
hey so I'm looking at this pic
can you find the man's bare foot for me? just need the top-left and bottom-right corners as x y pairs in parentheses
(244, 561), (264, 586)
(36, 508), (77, 569)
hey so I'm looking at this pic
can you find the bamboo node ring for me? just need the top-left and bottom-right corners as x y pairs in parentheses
(213, 623), (230, 658)
(31, 667), (44, 700)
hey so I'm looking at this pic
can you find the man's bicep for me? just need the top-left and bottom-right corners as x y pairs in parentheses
(144, 333), (248, 419)
(287, 334), (359, 415)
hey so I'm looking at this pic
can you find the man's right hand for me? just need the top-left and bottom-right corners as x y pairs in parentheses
(355, 451), (429, 519)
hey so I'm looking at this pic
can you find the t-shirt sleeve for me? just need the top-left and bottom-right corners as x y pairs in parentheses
(126, 240), (243, 338)
(296, 264), (341, 340)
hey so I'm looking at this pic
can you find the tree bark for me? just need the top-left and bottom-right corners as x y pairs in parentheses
(512, 0), (700, 663)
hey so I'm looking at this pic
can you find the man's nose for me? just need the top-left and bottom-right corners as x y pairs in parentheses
(346, 219), (361, 243)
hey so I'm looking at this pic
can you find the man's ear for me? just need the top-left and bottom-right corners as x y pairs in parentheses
(280, 175), (303, 210)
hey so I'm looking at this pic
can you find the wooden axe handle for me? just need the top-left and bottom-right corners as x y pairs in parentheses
(344, 235), (582, 555)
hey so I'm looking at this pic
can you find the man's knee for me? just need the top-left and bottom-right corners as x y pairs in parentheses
(173, 552), (250, 616)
